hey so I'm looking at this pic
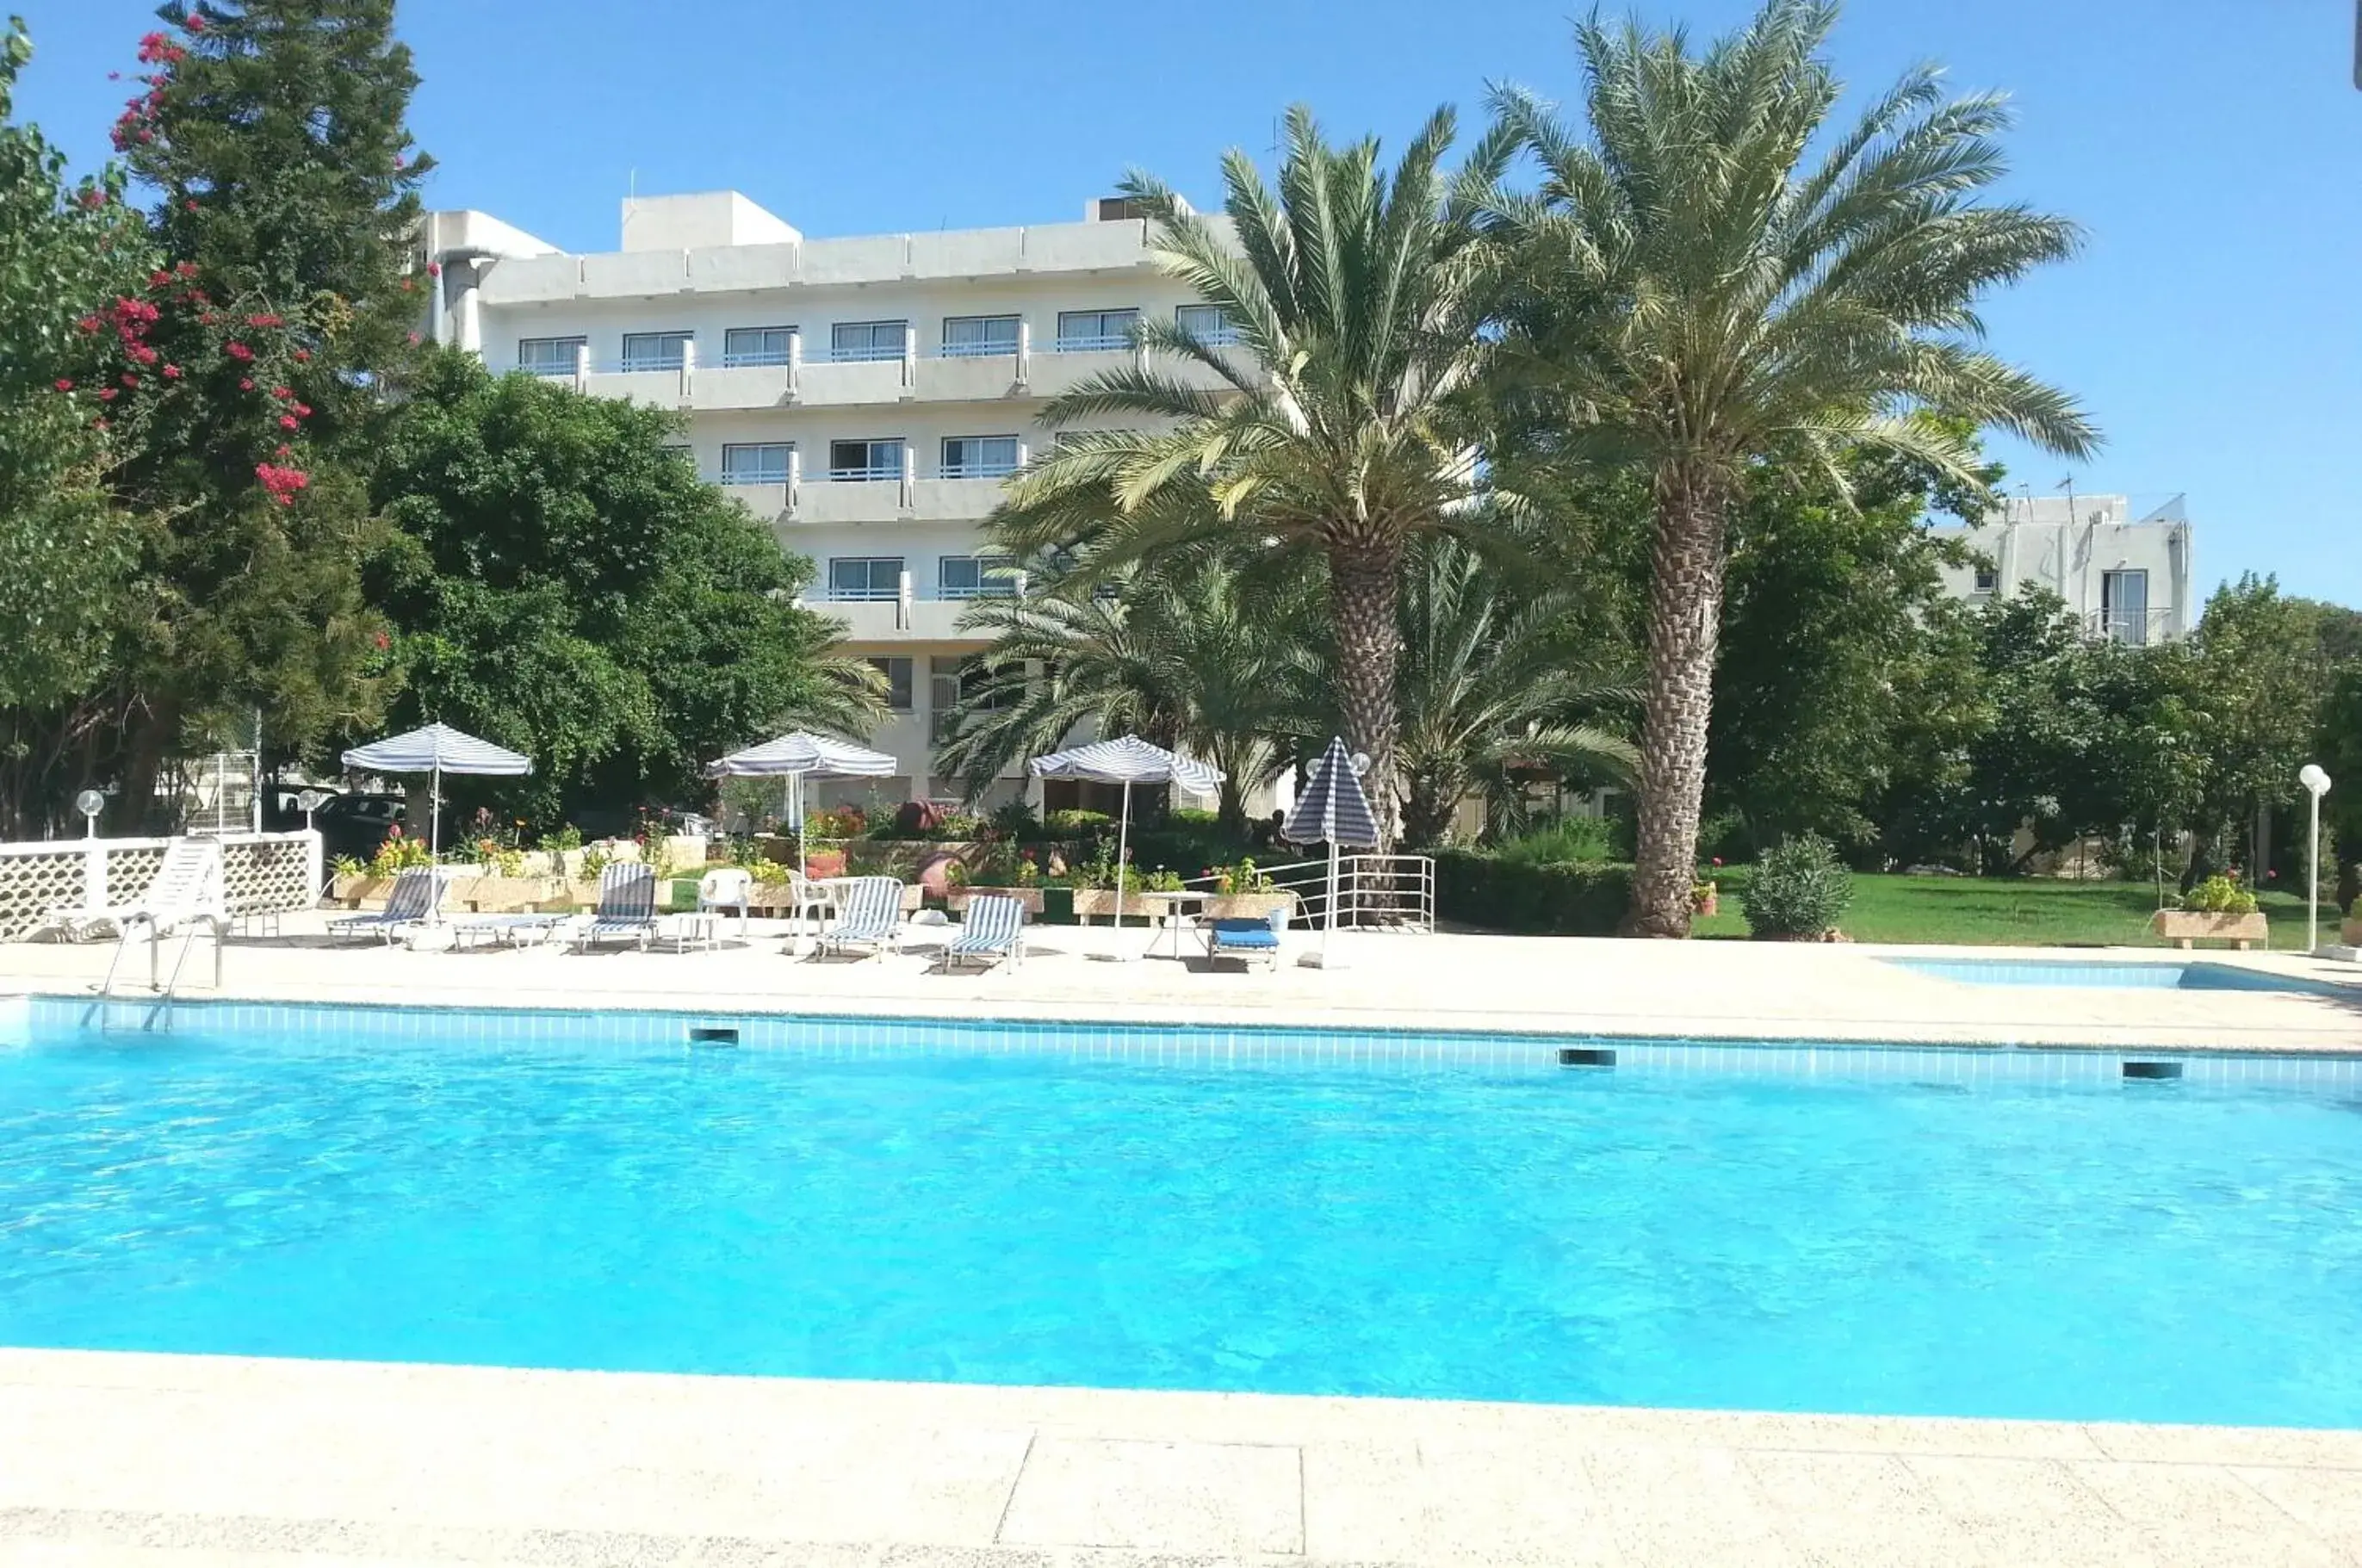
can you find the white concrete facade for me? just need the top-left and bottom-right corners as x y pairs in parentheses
(422, 191), (1240, 804)
(1930, 493), (2198, 645)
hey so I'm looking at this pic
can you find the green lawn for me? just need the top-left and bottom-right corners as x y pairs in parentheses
(1689, 872), (2325, 949)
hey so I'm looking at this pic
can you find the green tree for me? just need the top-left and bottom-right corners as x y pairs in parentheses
(2185, 573), (2342, 882)
(0, 18), (153, 833)
(989, 105), (1508, 830)
(366, 353), (879, 826)
(1486, 0), (2094, 934)
(935, 549), (1311, 834)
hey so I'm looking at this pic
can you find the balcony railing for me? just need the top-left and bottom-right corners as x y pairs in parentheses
(520, 362), (577, 377)
(720, 348), (794, 369)
(828, 343), (905, 363)
(936, 340), (1018, 360)
(2084, 607), (2175, 647)
(1052, 333), (1134, 353)
(828, 586), (902, 602)
(828, 464), (902, 483)
(939, 461), (1020, 480)
(718, 468), (792, 487)
(618, 353), (686, 374)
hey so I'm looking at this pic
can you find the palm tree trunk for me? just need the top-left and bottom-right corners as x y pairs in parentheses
(1327, 541), (1401, 840)
(1622, 468), (1729, 938)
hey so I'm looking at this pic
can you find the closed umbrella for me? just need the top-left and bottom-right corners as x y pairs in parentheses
(1281, 736), (1382, 968)
(1029, 735), (1222, 951)
(707, 730), (896, 865)
(341, 722), (533, 923)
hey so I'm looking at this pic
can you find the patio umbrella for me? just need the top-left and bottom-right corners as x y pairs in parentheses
(1029, 735), (1223, 945)
(341, 722), (532, 922)
(705, 730), (896, 863)
(1282, 736), (1382, 968)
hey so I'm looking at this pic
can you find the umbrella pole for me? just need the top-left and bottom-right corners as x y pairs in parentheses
(1114, 778), (1131, 957)
(1322, 839), (1339, 965)
(429, 759), (443, 927)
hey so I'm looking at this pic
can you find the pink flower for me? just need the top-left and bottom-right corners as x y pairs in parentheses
(238, 377), (254, 390)
(184, 199), (198, 212)
(425, 261), (441, 276)
(120, 373), (139, 387)
(185, 12), (205, 30)
(406, 331), (421, 344)
(269, 385), (291, 399)
(225, 342), (252, 361)
(161, 363), (182, 379)
(98, 387), (120, 402)
(292, 348), (310, 362)
(293, 403), (311, 416)
(53, 378), (72, 392)
(75, 314), (100, 332)
(278, 414), (298, 429)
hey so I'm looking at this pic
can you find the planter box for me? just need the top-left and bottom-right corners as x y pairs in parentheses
(2344, 918), (2362, 947)
(947, 887), (1045, 915)
(446, 874), (567, 914)
(2150, 909), (2268, 950)
(327, 874), (395, 908)
(1206, 892), (1297, 924)
(746, 879), (923, 917)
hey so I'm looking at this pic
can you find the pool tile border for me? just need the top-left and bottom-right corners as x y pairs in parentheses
(18, 990), (2362, 1094)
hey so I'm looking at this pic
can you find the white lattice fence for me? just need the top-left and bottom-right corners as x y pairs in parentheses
(0, 832), (319, 939)
(0, 845), (91, 940)
(220, 834), (315, 914)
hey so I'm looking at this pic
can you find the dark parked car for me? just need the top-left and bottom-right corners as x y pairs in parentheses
(313, 792), (407, 863)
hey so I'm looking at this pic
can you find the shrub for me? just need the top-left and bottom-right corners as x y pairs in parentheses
(988, 799), (1039, 840)
(1495, 817), (1615, 865)
(2181, 874), (2259, 916)
(1742, 834), (1853, 939)
(1044, 808), (1113, 837)
(888, 800), (946, 838)
(1211, 857), (1276, 894)
(1433, 849), (1632, 935)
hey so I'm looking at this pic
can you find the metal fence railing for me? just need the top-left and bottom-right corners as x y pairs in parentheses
(1179, 852), (1435, 933)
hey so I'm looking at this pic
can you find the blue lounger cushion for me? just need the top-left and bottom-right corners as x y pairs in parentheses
(1208, 918), (1280, 949)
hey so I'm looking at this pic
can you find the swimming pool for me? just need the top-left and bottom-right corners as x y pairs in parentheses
(4, 995), (2362, 1427)
(1886, 956), (2353, 994)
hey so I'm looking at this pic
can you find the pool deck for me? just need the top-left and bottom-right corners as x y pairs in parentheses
(5, 922), (2362, 1565)
(3, 1348), (2361, 1567)
(4, 913), (2362, 1054)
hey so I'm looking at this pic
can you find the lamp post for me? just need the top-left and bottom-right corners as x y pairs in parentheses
(2300, 764), (2332, 952)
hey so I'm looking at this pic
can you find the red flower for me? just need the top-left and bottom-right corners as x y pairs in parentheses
(274, 443), (291, 457)
(127, 344), (158, 364)
(278, 414), (298, 429)
(245, 313), (282, 328)
(225, 342), (252, 361)
(121, 374), (139, 387)
(387, 824), (402, 840)
(78, 189), (105, 208)
(292, 348), (310, 362)
(293, 403), (311, 416)
(372, 630), (390, 651)
(406, 331), (421, 344)
(97, 387), (120, 402)
(148, 270), (171, 288)
(53, 378), (72, 393)
(185, 12), (204, 30)
(184, 199), (198, 212)
(161, 363), (182, 379)
(270, 385), (291, 399)
(238, 378), (254, 390)
(174, 260), (197, 277)
(425, 261), (441, 276)
(74, 314), (100, 333)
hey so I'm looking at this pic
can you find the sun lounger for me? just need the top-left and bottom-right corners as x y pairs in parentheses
(939, 893), (1025, 972)
(449, 912), (568, 951)
(815, 876), (904, 959)
(326, 866), (444, 945)
(570, 863), (659, 951)
(1202, 901), (1291, 971)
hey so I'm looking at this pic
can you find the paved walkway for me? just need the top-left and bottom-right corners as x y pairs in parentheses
(6, 927), (2362, 1565)
(2, 1349), (2359, 1567)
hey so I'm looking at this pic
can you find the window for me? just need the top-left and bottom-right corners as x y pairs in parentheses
(828, 438), (905, 481)
(939, 554), (1016, 599)
(620, 331), (692, 372)
(518, 336), (586, 375)
(1176, 303), (1240, 346)
(1973, 561), (1998, 593)
(829, 319), (908, 363)
(659, 443), (694, 466)
(720, 443), (792, 484)
(722, 325), (796, 368)
(828, 557), (903, 601)
(941, 314), (1020, 358)
(866, 656), (914, 711)
(930, 654), (1006, 743)
(1094, 196), (1146, 222)
(2101, 569), (2150, 645)
(1055, 307), (1138, 352)
(940, 435), (1021, 480)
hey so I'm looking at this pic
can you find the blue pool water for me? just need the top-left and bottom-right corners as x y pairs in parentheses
(4, 1001), (2362, 1427)
(1886, 956), (2348, 994)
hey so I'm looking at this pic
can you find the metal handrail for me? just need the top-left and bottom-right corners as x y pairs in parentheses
(939, 462), (1019, 480)
(1052, 333), (1134, 353)
(1174, 852), (1435, 933)
(936, 341), (1018, 359)
(828, 465), (902, 483)
(720, 349), (795, 368)
(827, 343), (905, 363)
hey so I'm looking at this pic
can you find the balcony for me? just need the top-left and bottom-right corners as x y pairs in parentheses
(795, 356), (908, 407)
(580, 363), (685, 407)
(907, 476), (1008, 520)
(815, 597), (984, 643)
(690, 363), (795, 411)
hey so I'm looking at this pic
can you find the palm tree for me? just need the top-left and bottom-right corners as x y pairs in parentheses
(1485, 0), (2096, 934)
(1392, 536), (1637, 846)
(989, 104), (1510, 832)
(933, 550), (1311, 834)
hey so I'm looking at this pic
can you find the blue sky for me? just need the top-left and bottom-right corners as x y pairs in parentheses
(15, 0), (2360, 604)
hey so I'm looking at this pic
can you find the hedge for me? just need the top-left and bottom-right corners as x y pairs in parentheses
(1433, 850), (1633, 936)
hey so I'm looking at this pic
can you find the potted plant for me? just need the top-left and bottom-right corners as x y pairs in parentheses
(2151, 873), (2267, 950)
(947, 847), (1047, 914)
(1692, 858), (1722, 916)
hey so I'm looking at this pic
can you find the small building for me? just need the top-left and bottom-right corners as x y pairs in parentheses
(1929, 493), (2197, 645)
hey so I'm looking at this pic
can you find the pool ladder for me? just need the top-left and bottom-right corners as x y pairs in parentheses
(86, 914), (224, 1032)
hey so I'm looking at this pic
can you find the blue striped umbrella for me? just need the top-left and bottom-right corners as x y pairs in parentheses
(1030, 736), (1224, 947)
(342, 723), (534, 917)
(1282, 738), (1381, 967)
(707, 730), (897, 848)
